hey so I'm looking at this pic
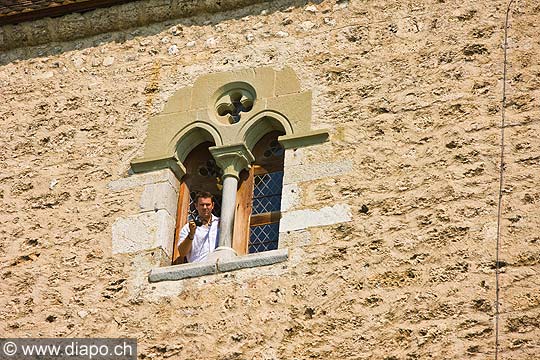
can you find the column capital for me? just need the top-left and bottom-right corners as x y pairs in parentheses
(209, 143), (255, 179)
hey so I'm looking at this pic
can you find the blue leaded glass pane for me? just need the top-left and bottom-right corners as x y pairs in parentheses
(253, 172), (283, 197)
(252, 171), (283, 215)
(249, 170), (283, 252)
(249, 223), (280, 253)
(252, 195), (281, 214)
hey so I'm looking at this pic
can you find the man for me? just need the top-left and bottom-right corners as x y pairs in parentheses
(177, 191), (220, 263)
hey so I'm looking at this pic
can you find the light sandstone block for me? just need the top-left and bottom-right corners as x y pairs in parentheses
(108, 168), (179, 192)
(266, 91), (312, 133)
(147, 280), (186, 300)
(279, 203), (352, 232)
(139, 181), (178, 216)
(281, 183), (301, 212)
(112, 209), (175, 256)
(162, 87), (193, 114)
(284, 148), (304, 167)
(283, 160), (353, 185)
(274, 67), (301, 96)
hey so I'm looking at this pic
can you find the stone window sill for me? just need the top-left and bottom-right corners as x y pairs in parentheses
(148, 249), (288, 282)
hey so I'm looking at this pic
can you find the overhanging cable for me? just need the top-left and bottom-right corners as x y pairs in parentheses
(495, 1), (515, 359)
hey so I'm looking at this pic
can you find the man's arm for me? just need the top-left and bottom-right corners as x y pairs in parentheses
(178, 220), (197, 261)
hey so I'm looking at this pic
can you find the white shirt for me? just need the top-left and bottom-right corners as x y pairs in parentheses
(178, 214), (220, 263)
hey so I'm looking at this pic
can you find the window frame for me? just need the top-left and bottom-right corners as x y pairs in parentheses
(171, 142), (222, 265)
(233, 130), (285, 255)
(172, 132), (285, 264)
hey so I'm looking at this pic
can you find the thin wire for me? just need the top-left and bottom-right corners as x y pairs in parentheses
(495, 1), (515, 359)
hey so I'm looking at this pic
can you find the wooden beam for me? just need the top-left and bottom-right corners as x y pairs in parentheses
(232, 168), (254, 255)
(172, 181), (189, 265)
(0, 0), (134, 26)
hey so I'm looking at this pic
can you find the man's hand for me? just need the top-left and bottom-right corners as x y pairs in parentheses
(178, 220), (198, 261)
(188, 220), (197, 239)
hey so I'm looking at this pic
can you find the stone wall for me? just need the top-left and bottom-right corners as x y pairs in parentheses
(0, 0), (270, 52)
(0, 0), (538, 359)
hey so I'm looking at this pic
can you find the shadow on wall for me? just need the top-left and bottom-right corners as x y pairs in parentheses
(0, 0), (321, 65)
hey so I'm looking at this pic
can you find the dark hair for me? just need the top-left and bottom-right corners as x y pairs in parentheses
(194, 191), (214, 203)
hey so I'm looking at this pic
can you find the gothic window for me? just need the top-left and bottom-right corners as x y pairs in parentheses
(128, 67), (329, 272)
(172, 131), (285, 263)
(172, 142), (222, 265)
(233, 131), (285, 255)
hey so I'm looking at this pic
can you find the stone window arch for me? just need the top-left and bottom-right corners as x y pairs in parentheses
(120, 66), (328, 279)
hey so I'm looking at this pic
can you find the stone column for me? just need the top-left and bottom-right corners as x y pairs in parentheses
(208, 144), (255, 260)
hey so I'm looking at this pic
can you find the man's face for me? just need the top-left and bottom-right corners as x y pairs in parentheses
(196, 196), (214, 219)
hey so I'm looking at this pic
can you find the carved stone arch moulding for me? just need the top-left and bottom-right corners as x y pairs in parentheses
(130, 66), (329, 178)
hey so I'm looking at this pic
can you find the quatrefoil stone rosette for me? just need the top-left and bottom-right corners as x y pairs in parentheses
(214, 86), (255, 125)
(130, 66), (329, 179)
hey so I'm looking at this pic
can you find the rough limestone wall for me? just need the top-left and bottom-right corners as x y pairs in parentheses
(0, 0), (538, 359)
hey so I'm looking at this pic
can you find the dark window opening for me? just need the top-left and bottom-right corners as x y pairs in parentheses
(172, 142), (221, 265)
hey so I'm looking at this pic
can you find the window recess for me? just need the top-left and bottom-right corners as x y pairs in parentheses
(233, 131), (285, 255)
(172, 142), (222, 265)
